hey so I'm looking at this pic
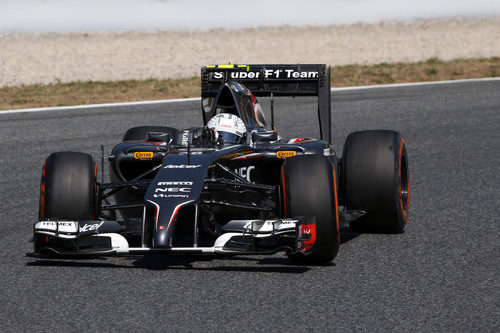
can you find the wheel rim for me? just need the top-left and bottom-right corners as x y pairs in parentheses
(399, 143), (410, 221)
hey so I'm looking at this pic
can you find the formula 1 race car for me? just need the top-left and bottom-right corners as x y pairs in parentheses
(34, 64), (410, 264)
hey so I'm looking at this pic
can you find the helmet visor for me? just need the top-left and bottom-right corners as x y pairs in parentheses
(219, 131), (241, 144)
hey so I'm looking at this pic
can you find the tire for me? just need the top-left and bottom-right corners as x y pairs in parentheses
(39, 152), (97, 221)
(342, 130), (409, 232)
(281, 155), (340, 264)
(122, 126), (178, 142)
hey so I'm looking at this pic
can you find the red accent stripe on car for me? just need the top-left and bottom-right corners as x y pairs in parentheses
(165, 201), (195, 230)
(281, 166), (287, 217)
(167, 204), (184, 230)
(40, 182), (45, 218)
(332, 167), (340, 240)
(299, 224), (317, 252)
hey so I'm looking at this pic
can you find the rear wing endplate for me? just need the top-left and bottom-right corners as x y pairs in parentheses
(201, 64), (332, 143)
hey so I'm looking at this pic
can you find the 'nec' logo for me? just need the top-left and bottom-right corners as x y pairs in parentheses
(234, 166), (255, 182)
(155, 187), (191, 193)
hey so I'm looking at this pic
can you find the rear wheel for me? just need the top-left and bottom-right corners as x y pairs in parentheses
(122, 126), (177, 142)
(342, 130), (409, 232)
(281, 155), (340, 264)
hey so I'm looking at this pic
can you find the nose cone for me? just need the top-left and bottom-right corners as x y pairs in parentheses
(154, 229), (170, 248)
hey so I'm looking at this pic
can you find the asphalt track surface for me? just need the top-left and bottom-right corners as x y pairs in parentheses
(0, 80), (498, 331)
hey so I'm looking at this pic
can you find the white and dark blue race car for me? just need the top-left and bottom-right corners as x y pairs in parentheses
(34, 64), (410, 264)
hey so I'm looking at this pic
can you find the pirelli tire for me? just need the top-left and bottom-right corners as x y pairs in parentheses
(122, 126), (178, 142)
(342, 130), (409, 232)
(281, 155), (340, 264)
(39, 152), (97, 222)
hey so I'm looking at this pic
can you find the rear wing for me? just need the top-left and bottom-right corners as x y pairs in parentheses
(201, 64), (332, 143)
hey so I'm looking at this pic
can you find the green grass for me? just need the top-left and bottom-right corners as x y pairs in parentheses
(1, 57), (498, 110)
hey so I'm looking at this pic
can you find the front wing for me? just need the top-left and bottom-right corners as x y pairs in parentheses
(33, 218), (317, 257)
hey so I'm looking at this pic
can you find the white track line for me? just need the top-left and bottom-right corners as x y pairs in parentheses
(0, 77), (498, 115)
(0, 97), (201, 115)
(331, 77), (500, 91)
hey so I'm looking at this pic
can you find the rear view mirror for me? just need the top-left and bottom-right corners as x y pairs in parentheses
(147, 131), (171, 143)
(252, 131), (278, 142)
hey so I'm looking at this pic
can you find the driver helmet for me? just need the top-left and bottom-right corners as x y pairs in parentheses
(207, 113), (246, 144)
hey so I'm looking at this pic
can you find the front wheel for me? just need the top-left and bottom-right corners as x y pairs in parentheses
(342, 130), (409, 232)
(281, 155), (340, 264)
(39, 151), (97, 221)
(37, 152), (97, 253)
